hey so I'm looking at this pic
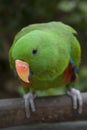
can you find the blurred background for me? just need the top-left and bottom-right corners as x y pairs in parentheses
(0, 0), (87, 98)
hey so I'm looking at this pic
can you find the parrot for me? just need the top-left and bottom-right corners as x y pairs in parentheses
(9, 21), (82, 118)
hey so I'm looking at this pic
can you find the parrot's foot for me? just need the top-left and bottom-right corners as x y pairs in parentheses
(23, 92), (36, 118)
(67, 88), (82, 113)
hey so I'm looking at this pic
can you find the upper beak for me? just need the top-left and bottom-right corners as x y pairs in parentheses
(15, 60), (30, 83)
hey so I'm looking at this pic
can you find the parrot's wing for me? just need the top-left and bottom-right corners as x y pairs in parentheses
(70, 36), (81, 68)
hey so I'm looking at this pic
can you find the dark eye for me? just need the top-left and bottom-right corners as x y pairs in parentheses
(32, 49), (37, 54)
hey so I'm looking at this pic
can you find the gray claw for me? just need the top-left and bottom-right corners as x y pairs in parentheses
(67, 87), (82, 113)
(23, 92), (36, 118)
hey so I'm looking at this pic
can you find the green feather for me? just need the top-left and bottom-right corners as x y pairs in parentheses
(9, 21), (81, 93)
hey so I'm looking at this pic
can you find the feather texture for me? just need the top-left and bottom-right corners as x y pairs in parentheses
(9, 22), (81, 93)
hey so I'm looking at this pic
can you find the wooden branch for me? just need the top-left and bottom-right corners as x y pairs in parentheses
(0, 93), (87, 128)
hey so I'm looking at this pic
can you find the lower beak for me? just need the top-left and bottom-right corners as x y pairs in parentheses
(21, 72), (30, 83)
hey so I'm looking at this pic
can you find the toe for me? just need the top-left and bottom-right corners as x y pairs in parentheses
(23, 92), (36, 118)
(24, 97), (30, 118)
(67, 88), (82, 113)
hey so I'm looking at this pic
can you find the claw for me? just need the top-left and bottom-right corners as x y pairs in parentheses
(67, 87), (82, 113)
(23, 92), (36, 118)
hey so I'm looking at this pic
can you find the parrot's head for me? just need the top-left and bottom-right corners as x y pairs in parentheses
(11, 30), (69, 84)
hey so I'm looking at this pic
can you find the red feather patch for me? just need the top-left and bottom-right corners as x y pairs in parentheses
(64, 63), (73, 83)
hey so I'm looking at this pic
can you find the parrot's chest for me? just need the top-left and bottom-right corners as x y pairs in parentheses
(29, 74), (65, 91)
(29, 62), (77, 91)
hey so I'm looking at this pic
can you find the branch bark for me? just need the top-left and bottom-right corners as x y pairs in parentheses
(0, 93), (87, 128)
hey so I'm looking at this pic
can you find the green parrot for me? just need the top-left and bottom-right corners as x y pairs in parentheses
(9, 22), (82, 118)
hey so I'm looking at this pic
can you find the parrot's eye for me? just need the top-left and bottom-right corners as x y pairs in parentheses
(32, 49), (37, 55)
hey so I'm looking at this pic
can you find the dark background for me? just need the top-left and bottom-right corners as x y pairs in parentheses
(0, 0), (87, 98)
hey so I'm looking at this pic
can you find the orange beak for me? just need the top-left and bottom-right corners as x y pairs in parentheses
(15, 60), (30, 83)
